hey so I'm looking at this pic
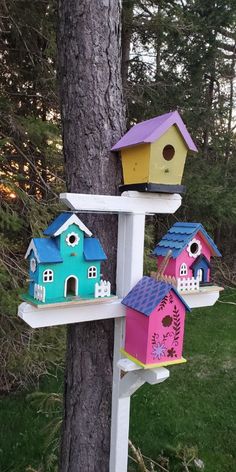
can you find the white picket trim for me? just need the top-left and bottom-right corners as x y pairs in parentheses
(95, 280), (111, 298)
(177, 276), (199, 292)
(34, 284), (45, 302)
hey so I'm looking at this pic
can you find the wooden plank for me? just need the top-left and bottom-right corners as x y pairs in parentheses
(18, 299), (125, 328)
(141, 367), (170, 385)
(22, 294), (118, 309)
(60, 191), (182, 215)
(119, 183), (186, 194)
(182, 286), (223, 308)
(117, 358), (143, 372)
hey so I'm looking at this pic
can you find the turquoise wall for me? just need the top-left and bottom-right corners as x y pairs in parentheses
(29, 224), (101, 301)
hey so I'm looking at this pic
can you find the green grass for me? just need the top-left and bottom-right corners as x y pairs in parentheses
(130, 289), (236, 471)
(0, 375), (63, 472)
(1, 291), (236, 471)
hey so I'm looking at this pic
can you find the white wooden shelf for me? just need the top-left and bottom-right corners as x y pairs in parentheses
(18, 286), (223, 328)
(182, 286), (223, 308)
(118, 358), (144, 372)
(18, 299), (125, 329)
(60, 191), (182, 215)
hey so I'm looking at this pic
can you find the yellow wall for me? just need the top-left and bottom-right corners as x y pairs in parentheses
(121, 144), (150, 184)
(149, 126), (188, 185)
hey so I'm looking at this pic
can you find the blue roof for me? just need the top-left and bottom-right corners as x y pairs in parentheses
(83, 238), (107, 261)
(44, 213), (73, 236)
(31, 238), (63, 264)
(190, 254), (211, 270)
(122, 276), (190, 316)
(152, 222), (221, 259)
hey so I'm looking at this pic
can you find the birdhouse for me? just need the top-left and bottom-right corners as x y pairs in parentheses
(111, 111), (197, 194)
(152, 222), (221, 293)
(23, 212), (111, 306)
(121, 276), (190, 368)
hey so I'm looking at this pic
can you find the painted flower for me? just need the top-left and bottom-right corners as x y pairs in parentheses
(151, 342), (166, 360)
(151, 332), (159, 345)
(167, 347), (177, 358)
(162, 315), (173, 327)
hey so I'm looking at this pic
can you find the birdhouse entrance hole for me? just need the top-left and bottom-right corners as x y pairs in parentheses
(65, 276), (78, 297)
(163, 145), (175, 161)
(69, 234), (76, 244)
(190, 242), (199, 255)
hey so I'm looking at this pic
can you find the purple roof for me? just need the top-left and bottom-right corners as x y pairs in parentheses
(111, 111), (198, 152)
(122, 276), (191, 316)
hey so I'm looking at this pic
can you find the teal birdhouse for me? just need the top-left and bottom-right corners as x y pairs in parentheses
(24, 213), (110, 305)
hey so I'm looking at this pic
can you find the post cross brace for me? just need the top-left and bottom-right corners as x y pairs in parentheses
(118, 361), (169, 398)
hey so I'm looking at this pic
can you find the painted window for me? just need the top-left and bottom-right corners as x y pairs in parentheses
(30, 257), (37, 273)
(43, 269), (54, 283)
(66, 232), (80, 247)
(187, 238), (202, 258)
(180, 263), (187, 276)
(88, 266), (97, 279)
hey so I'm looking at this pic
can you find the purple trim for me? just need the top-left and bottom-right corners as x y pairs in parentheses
(111, 111), (198, 152)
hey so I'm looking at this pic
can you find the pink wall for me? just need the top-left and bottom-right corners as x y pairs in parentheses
(157, 232), (211, 281)
(124, 308), (149, 364)
(146, 291), (185, 365)
(124, 289), (186, 366)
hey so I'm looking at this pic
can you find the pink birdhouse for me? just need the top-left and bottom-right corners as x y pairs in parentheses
(121, 276), (191, 368)
(152, 222), (221, 293)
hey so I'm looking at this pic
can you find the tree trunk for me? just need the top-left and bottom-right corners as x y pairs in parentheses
(57, 1), (125, 471)
(202, 72), (214, 160)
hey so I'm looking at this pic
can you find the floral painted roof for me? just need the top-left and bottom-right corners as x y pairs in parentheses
(122, 276), (190, 316)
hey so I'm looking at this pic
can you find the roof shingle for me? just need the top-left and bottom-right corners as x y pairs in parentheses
(152, 222), (221, 259)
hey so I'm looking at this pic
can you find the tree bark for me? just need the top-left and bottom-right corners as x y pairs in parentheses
(57, 1), (125, 471)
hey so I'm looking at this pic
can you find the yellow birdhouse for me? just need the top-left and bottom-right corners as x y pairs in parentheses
(111, 111), (198, 194)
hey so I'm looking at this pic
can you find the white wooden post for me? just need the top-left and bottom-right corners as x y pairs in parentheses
(60, 193), (179, 472)
(110, 210), (171, 472)
(110, 212), (146, 472)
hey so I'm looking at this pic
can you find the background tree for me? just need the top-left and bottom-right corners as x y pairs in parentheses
(57, 0), (125, 470)
(122, 0), (236, 260)
(0, 0), (65, 392)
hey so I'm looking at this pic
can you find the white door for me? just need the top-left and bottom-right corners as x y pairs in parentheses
(197, 269), (203, 282)
(64, 276), (78, 297)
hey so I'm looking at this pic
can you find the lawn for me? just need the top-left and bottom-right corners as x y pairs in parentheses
(130, 289), (236, 471)
(0, 290), (236, 471)
(0, 375), (63, 472)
